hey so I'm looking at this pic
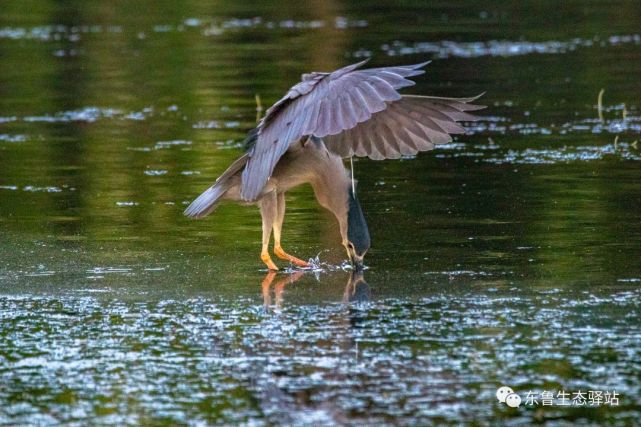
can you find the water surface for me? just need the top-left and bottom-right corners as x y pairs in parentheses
(1, 1), (641, 425)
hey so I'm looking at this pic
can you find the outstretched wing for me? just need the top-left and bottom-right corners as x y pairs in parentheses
(322, 95), (484, 160)
(240, 60), (430, 201)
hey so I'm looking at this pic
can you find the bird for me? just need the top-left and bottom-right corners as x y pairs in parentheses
(184, 60), (484, 271)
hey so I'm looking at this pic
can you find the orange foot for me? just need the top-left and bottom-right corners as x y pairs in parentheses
(274, 246), (310, 268)
(261, 252), (279, 271)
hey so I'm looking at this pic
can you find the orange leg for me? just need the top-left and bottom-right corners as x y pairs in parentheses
(260, 192), (279, 270)
(273, 192), (310, 268)
(261, 252), (279, 270)
(274, 246), (309, 267)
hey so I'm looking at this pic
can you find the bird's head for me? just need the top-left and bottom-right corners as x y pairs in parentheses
(344, 186), (370, 270)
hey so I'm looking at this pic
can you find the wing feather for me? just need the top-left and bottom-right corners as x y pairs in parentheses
(301, 98), (321, 135)
(323, 95), (483, 160)
(368, 76), (402, 101)
(240, 60), (483, 200)
(315, 98), (333, 137)
(330, 97), (346, 132)
(354, 126), (370, 157)
(354, 83), (387, 115)
(349, 89), (374, 123)
(379, 121), (402, 158)
(339, 93), (358, 129)
(409, 101), (479, 123)
(368, 131), (385, 161)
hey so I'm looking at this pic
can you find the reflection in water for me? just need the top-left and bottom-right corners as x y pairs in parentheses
(262, 270), (371, 310)
(261, 270), (303, 309)
(2, 0), (641, 424)
(342, 270), (371, 303)
(255, 269), (374, 423)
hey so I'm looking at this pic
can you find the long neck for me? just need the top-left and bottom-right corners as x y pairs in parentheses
(305, 139), (370, 247)
(309, 152), (351, 218)
(309, 154), (370, 251)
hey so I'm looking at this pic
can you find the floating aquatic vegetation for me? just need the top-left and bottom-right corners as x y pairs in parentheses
(424, 270), (501, 277)
(86, 267), (133, 275)
(154, 140), (192, 150)
(23, 107), (121, 123)
(144, 170), (168, 176)
(0, 134), (28, 143)
(0, 16), (368, 43)
(22, 186), (63, 193)
(483, 143), (641, 164)
(192, 120), (221, 129)
(374, 34), (641, 59)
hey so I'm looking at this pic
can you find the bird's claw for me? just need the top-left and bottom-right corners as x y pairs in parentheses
(274, 247), (310, 268)
(261, 253), (279, 271)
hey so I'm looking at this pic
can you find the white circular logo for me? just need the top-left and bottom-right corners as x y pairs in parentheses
(505, 392), (522, 408)
(496, 386), (514, 403)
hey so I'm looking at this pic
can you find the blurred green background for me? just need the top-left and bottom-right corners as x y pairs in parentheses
(1, 1), (640, 425)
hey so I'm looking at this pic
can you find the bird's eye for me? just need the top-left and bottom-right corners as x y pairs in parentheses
(347, 242), (354, 249)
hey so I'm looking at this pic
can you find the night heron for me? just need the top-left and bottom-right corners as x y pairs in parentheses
(184, 60), (484, 270)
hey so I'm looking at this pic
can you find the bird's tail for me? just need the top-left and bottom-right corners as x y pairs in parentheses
(183, 182), (231, 218)
(183, 153), (249, 219)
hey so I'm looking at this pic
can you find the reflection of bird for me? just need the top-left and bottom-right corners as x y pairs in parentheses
(261, 270), (371, 309)
(261, 270), (304, 310)
(185, 60), (484, 270)
(342, 271), (371, 304)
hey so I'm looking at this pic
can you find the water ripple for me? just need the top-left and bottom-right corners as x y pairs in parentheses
(1, 290), (639, 425)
